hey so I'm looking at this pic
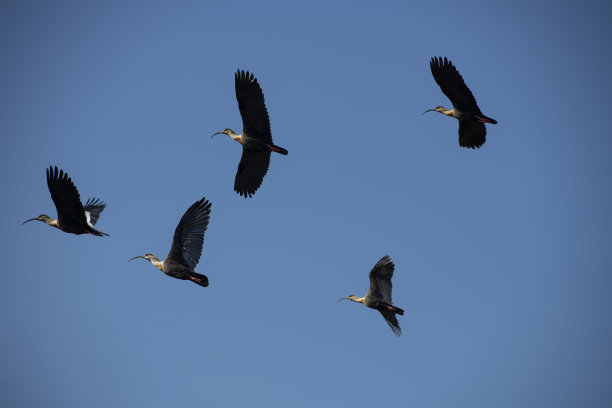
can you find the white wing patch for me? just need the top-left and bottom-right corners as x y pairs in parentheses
(83, 198), (106, 226)
(85, 211), (93, 227)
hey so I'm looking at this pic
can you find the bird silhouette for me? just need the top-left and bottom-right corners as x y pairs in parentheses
(424, 57), (497, 148)
(212, 70), (287, 198)
(339, 255), (404, 336)
(129, 198), (212, 287)
(22, 166), (108, 236)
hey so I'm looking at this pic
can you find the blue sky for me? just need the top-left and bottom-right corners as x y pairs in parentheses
(1, 0), (611, 406)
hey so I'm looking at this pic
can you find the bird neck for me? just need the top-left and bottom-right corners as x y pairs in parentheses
(229, 132), (243, 144)
(441, 108), (457, 118)
(350, 296), (366, 305)
(46, 218), (60, 229)
(149, 257), (164, 271)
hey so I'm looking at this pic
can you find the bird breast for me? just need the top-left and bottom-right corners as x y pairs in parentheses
(364, 298), (378, 308)
(161, 259), (192, 278)
(153, 260), (164, 272)
(231, 133), (244, 144)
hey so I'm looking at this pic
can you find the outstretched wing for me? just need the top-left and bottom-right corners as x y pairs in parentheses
(234, 149), (271, 198)
(430, 57), (482, 115)
(235, 70), (272, 143)
(46, 166), (87, 227)
(83, 197), (107, 226)
(378, 310), (402, 337)
(458, 120), (486, 149)
(366, 255), (396, 304)
(167, 198), (212, 269)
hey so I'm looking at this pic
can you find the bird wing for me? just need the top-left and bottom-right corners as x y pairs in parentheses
(430, 57), (482, 115)
(458, 120), (486, 149)
(167, 198), (211, 269)
(378, 310), (402, 336)
(83, 198), (107, 226)
(366, 255), (396, 304)
(234, 149), (271, 198)
(46, 166), (87, 227)
(235, 70), (272, 143)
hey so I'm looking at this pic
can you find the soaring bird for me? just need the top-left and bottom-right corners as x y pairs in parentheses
(22, 166), (108, 236)
(338, 255), (404, 336)
(212, 70), (288, 198)
(424, 56), (497, 149)
(129, 198), (211, 288)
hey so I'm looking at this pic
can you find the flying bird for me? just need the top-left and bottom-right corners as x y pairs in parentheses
(22, 166), (108, 236)
(338, 255), (404, 336)
(129, 198), (212, 288)
(424, 57), (497, 148)
(212, 70), (288, 198)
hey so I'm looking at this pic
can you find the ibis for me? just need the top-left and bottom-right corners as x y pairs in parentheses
(22, 166), (108, 236)
(129, 198), (212, 287)
(212, 70), (288, 198)
(424, 57), (497, 148)
(338, 255), (404, 336)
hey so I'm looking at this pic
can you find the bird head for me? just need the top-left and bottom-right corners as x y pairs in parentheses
(422, 106), (446, 115)
(129, 253), (160, 263)
(22, 214), (53, 225)
(337, 295), (362, 303)
(210, 128), (237, 139)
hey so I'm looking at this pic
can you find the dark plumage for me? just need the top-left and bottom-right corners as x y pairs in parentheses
(425, 57), (497, 149)
(22, 166), (108, 236)
(339, 255), (405, 336)
(212, 70), (287, 198)
(129, 198), (212, 288)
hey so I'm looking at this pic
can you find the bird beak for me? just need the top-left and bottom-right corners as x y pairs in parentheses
(21, 217), (39, 225)
(210, 131), (224, 139)
(422, 108), (436, 115)
(337, 297), (349, 302)
(128, 255), (145, 262)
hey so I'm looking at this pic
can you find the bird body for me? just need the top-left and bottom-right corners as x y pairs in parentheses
(130, 198), (211, 288)
(339, 255), (404, 336)
(23, 166), (108, 236)
(424, 57), (497, 148)
(212, 70), (287, 198)
(241, 132), (287, 154)
(131, 254), (209, 286)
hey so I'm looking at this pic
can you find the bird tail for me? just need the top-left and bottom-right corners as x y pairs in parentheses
(188, 272), (209, 287)
(89, 228), (109, 237)
(384, 304), (404, 315)
(266, 144), (288, 155)
(478, 114), (497, 124)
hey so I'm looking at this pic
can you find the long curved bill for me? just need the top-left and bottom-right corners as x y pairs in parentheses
(422, 108), (436, 115)
(128, 255), (145, 262)
(21, 217), (39, 225)
(337, 297), (349, 302)
(210, 131), (224, 139)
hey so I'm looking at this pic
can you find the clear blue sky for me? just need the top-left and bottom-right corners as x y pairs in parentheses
(1, 1), (611, 406)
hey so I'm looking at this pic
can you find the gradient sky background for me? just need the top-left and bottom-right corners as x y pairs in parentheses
(1, 1), (611, 407)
